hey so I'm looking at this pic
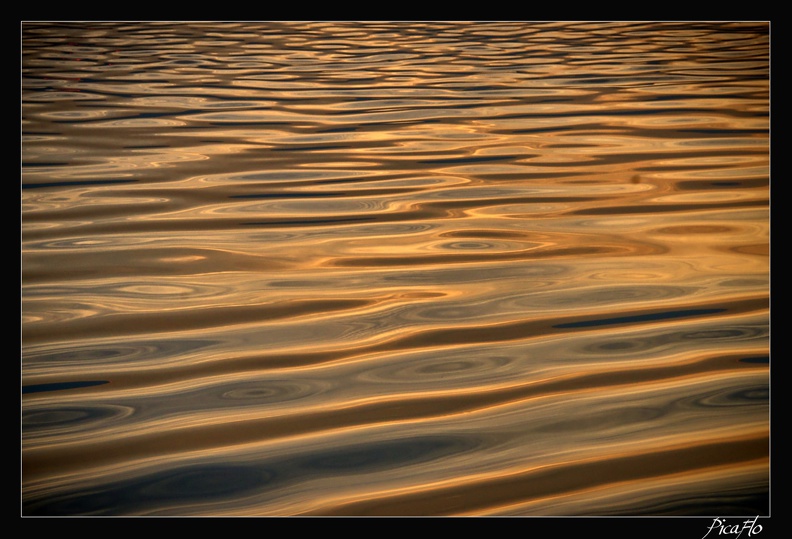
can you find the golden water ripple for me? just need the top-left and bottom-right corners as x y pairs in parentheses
(22, 21), (768, 517)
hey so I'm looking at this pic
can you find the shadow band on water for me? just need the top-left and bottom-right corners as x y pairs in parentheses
(553, 308), (727, 329)
(22, 434), (478, 516)
(22, 381), (109, 395)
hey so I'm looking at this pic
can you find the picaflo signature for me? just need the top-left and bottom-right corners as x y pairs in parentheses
(702, 517), (763, 539)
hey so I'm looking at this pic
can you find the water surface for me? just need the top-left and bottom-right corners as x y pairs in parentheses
(21, 21), (769, 517)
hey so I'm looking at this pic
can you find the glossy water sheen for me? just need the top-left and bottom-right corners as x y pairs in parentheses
(21, 21), (769, 517)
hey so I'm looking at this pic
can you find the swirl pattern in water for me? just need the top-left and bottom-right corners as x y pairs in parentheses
(21, 21), (769, 517)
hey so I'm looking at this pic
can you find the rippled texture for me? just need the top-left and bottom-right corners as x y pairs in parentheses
(21, 21), (769, 516)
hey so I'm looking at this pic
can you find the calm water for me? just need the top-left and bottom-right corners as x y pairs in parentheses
(21, 21), (769, 517)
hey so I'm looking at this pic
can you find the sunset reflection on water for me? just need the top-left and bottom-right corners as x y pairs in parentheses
(22, 21), (768, 517)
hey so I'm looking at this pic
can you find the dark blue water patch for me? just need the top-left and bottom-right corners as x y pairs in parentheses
(555, 308), (726, 329)
(740, 356), (769, 364)
(22, 380), (109, 394)
(21, 179), (138, 190)
(22, 434), (479, 515)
